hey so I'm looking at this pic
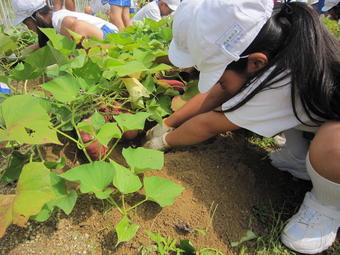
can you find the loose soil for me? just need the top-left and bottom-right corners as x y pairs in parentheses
(0, 131), (339, 255)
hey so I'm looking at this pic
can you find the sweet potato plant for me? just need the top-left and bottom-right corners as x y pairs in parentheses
(0, 18), (188, 244)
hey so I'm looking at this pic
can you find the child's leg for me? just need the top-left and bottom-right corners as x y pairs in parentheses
(61, 17), (104, 40)
(122, 6), (132, 27)
(53, 0), (63, 11)
(84, 5), (93, 15)
(309, 122), (340, 183)
(65, 0), (76, 11)
(282, 122), (340, 254)
(109, 5), (125, 30)
(165, 111), (240, 146)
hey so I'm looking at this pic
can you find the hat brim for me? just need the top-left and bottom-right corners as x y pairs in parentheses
(167, 4), (178, 11)
(14, 16), (26, 26)
(322, 3), (338, 12)
(168, 39), (194, 68)
(198, 67), (226, 93)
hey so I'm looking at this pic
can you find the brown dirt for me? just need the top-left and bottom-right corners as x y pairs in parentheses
(0, 131), (338, 255)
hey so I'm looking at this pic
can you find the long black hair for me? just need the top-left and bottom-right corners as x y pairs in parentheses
(32, 5), (53, 47)
(224, 2), (340, 125)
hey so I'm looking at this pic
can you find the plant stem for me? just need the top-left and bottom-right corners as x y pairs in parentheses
(35, 145), (44, 161)
(107, 196), (124, 215)
(125, 198), (147, 213)
(24, 80), (28, 94)
(102, 137), (120, 161)
(52, 127), (79, 145)
(122, 194), (126, 212)
(70, 107), (92, 162)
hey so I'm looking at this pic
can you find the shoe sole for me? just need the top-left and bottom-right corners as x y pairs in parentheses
(281, 232), (335, 254)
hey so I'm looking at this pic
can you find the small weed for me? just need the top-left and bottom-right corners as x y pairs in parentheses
(246, 134), (276, 150)
(235, 205), (296, 255)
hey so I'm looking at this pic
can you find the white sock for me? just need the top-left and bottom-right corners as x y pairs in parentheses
(283, 129), (309, 161)
(306, 152), (340, 207)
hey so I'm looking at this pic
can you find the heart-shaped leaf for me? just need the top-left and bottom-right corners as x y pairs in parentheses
(111, 161), (142, 194)
(113, 112), (150, 132)
(96, 123), (122, 147)
(0, 162), (56, 237)
(122, 147), (164, 173)
(0, 95), (60, 145)
(60, 161), (116, 199)
(115, 216), (139, 246)
(144, 177), (184, 207)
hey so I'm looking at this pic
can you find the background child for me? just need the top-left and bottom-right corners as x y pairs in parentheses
(107, 0), (132, 30)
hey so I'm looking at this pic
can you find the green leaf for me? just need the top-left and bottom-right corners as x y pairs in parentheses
(25, 46), (56, 69)
(0, 34), (16, 56)
(77, 121), (95, 136)
(0, 95), (60, 145)
(230, 230), (257, 247)
(122, 147), (164, 173)
(0, 151), (30, 183)
(73, 59), (101, 84)
(0, 162), (56, 237)
(41, 74), (81, 103)
(113, 112), (150, 132)
(10, 62), (42, 81)
(44, 157), (66, 170)
(60, 161), (116, 199)
(144, 177), (184, 207)
(111, 61), (148, 77)
(31, 172), (77, 222)
(115, 216), (139, 246)
(179, 239), (196, 254)
(142, 74), (156, 93)
(111, 161), (142, 194)
(40, 28), (75, 55)
(149, 63), (172, 74)
(90, 112), (106, 131)
(96, 123), (122, 147)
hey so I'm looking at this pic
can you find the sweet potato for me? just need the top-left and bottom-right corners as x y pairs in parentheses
(79, 123), (108, 161)
(156, 79), (185, 93)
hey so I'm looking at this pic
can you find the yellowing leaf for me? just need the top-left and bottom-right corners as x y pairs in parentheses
(0, 163), (56, 237)
(0, 195), (15, 238)
(128, 72), (142, 79)
(122, 78), (150, 103)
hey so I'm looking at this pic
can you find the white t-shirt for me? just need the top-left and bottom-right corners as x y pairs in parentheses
(132, 1), (162, 21)
(222, 68), (320, 137)
(90, 0), (110, 14)
(52, 9), (118, 34)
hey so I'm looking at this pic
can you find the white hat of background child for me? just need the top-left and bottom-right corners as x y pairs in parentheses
(322, 0), (339, 12)
(12, 0), (47, 25)
(168, 0), (274, 93)
(162, 0), (181, 11)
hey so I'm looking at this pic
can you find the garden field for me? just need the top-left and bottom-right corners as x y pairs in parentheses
(0, 15), (339, 255)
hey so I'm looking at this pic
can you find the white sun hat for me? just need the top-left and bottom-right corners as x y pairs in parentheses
(322, 0), (339, 12)
(162, 0), (181, 11)
(168, 0), (274, 93)
(12, 0), (47, 25)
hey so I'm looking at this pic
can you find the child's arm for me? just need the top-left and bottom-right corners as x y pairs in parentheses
(166, 82), (233, 128)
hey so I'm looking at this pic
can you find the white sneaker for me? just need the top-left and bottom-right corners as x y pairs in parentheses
(269, 147), (310, 180)
(281, 192), (340, 254)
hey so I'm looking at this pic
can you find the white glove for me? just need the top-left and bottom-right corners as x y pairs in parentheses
(143, 133), (170, 151)
(145, 120), (174, 140)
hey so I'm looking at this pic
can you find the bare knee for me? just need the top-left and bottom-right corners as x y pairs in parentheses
(84, 6), (92, 15)
(309, 122), (340, 183)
